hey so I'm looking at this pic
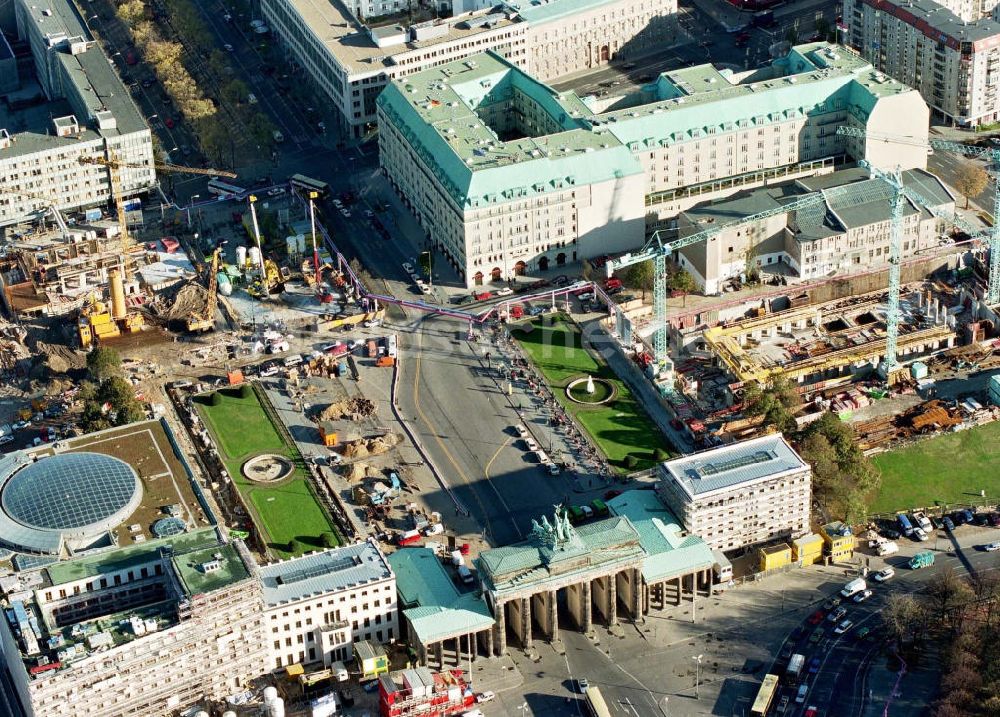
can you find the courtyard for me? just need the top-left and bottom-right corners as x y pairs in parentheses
(195, 385), (338, 556)
(511, 316), (671, 471)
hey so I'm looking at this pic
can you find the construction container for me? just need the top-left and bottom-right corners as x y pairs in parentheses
(226, 370), (244, 385)
(758, 543), (792, 572)
(792, 533), (824, 566)
(318, 421), (337, 447)
(910, 362), (928, 381)
(376, 356), (395, 368)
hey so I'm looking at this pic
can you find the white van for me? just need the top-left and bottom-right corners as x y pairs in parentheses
(331, 661), (349, 682)
(283, 354), (304, 368)
(841, 578), (867, 598)
(877, 541), (899, 557)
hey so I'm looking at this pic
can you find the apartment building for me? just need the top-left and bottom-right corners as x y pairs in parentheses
(0, 530), (267, 717)
(843, 0), (1000, 126)
(377, 44), (929, 287)
(675, 167), (954, 293)
(0, 0), (156, 227)
(259, 539), (398, 671)
(656, 434), (812, 552)
(260, 0), (677, 136)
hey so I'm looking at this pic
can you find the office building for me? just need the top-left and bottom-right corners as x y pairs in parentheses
(656, 434), (812, 551)
(377, 44), (929, 287)
(675, 167), (954, 293)
(259, 539), (398, 671)
(0, 529), (267, 717)
(843, 0), (1000, 127)
(260, 0), (678, 136)
(0, 0), (156, 227)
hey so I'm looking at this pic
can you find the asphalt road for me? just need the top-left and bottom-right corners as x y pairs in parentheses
(927, 150), (994, 214)
(778, 532), (1000, 717)
(395, 314), (584, 546)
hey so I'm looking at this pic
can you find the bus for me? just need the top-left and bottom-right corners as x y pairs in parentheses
(290, 173), (330, 198)
(750, 674), (780, 717)
(584, 686), (611, 717)
(207, 177), (247, 198)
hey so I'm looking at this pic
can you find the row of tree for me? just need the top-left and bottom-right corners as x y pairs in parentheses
(741, 376), (880, 523)
(882, 568), (1000, 716)
(114, 0), (216, 123)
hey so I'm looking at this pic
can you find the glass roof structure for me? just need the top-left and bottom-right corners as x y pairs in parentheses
(0, 452), (142, 555)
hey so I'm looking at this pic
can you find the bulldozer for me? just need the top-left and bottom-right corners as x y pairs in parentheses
(186, 247), (223, 333)
(247, 258), (284, 298)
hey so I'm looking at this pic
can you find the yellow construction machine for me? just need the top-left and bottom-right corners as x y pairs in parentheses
(186, 247), (223, 333)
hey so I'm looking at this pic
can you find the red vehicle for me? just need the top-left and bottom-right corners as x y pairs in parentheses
(459, 543), (471, 556)
(605, 277), (623, 291)
(807, 610), (825, 625)
(323, 342), (348, 357)
(396, 530), (422, 546)
(508, 304), (524, 320)
(474, 291), (492, 301)
(164, 117), (174, 128)
(125, 51), (138, 66)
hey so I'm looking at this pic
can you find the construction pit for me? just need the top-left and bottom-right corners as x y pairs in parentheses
(700, 282), (970, 391)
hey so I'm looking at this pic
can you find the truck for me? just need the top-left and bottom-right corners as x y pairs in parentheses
(786, 654), (805, 682)
(897, 513), (915, 537)
(841, 578), (867, 598)
(912, 511), (933, 533)
(909, 550), (935, 569)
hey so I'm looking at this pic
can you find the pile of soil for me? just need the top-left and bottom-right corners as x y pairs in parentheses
(340, 434), (399, 459)
(319, 396), (376, 421)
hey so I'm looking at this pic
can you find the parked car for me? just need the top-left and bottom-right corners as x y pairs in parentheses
(809, 626), (825, 644)
(496, 287), (514, 297)
(808, 656), (821, 674)
(807, 610), (825, 625)
(834, 619), (854, 635)
(983, 542), (1000, 552)
(852, 589), (873, 603)
(942, 516), (955, 531)
(577, 678), (589, 694)
(827, 607), (847, 623)
(822, 597), (842, 611)
(475, 691), (495, 704)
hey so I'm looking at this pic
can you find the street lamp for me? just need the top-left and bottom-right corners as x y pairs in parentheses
(186, 194), (201, 227)
(692, 654), (703, 699)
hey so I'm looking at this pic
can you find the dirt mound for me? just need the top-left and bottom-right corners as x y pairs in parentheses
(340, 434), (400, 459)
(35, 342), (86, 375)
(319, 396), (377, 421)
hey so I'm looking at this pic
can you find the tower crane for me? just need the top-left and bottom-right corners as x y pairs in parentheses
(606, 173), (907, 370)
(836, 125), (1000, 303)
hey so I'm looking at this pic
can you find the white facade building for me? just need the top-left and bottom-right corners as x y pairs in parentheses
(676, 168), (955, 294)
(0, 531), (268, 717)
(656, 435), (812, 552)
(260, 0), (677, 136)
(259, 539), (398, 671)
(0, 0), (155, 227)
(377, 44), (930, 287)
(843, 0), (1000, 127)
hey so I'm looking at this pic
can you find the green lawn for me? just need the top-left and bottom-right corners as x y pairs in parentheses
(872, 420), (1000, 513)
(197, 388), (337, 557)
(512, 317), (671, 471)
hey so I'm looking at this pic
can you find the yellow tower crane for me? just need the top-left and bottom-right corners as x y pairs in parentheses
(75, 154), (237, 347)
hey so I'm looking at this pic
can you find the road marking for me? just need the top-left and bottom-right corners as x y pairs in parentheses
(411, 327), (496, 537)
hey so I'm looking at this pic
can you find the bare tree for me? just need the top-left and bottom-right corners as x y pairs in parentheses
(926, 567), (974, 622)
(883, 593), (927, 649)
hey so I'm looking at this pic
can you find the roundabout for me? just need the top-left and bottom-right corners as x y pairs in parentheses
(242, 454), (295, 484)
(565, 375), (617, 405)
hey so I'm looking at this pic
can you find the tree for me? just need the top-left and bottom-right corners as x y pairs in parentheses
(98, 376), (144, 425)
(221, 79), (250, 106)
(210, 391), (222, 406)
(652, 447), (668, 461)
(882, 593), (927, 649)
(623, 261), (655, 299)
(926, 568), (974, 621)
(667, 267), (696, 295)
(86, 346), (121, 382)
(288, 538), (306, 555)
(955, 165), (988, 210)
(116, 0), (146, 24)
(624, 454), (639, 469)
(815, 19), (831, 42)
(321, 532), (338, 548)
(239, 383), (253, 399)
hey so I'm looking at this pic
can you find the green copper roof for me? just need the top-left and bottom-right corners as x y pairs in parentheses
(606, 490), (715, 583)
(378, 43), (921, 211)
